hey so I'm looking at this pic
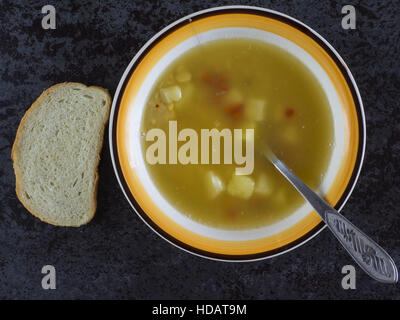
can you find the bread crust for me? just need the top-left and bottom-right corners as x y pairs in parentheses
(11, 82), (111, 227)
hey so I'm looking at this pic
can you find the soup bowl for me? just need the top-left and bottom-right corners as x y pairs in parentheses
(109, 6), (365, 261)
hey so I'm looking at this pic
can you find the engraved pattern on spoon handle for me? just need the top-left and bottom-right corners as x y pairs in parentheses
(268, 153), (398, 283)
(325, 210), (398, 283)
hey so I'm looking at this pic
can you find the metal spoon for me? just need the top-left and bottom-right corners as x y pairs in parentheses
(264, 149), (398, 283)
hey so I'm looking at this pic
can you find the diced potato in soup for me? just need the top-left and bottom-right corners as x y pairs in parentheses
(175, 66), (192, 82)
(255, 173), (273, 196)
(227, 175), (255, 200)
(222, 89), (243, 105)
(175, 82), (194, 109)
(205, 171), (224, 199)
(160, 85), (182, 104)
(141, 38), (334, 229)
(245, 98), (265, 121)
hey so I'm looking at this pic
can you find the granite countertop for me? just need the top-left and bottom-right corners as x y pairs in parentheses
(0, 0), (399, 299)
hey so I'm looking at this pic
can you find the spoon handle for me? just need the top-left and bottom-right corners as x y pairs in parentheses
(268, 152), (398, 283)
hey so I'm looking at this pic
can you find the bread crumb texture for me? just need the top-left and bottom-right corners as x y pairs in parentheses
(12, 83), (111, 226)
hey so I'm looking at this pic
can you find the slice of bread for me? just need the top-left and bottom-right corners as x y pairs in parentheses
(12, 82), (111, 227)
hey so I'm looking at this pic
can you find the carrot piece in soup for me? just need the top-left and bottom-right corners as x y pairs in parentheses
(225, 103), (244, 120)
(202, 73), (229, 92)
(285, 107), (295, 118)
(224, 209), (238, 221)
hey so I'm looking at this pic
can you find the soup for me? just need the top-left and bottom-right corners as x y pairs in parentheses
(141, 38), (334, 230)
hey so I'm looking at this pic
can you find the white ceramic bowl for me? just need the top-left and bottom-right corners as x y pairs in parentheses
(110, 6), (365, 261)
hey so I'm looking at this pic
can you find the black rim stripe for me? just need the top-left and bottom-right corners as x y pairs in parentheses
(110, 7), (365, 261)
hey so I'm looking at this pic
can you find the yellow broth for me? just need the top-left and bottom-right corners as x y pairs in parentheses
(141, 39), (334, 229)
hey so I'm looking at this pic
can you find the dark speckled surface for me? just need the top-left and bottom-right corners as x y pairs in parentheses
(0, 0), (399, 299)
